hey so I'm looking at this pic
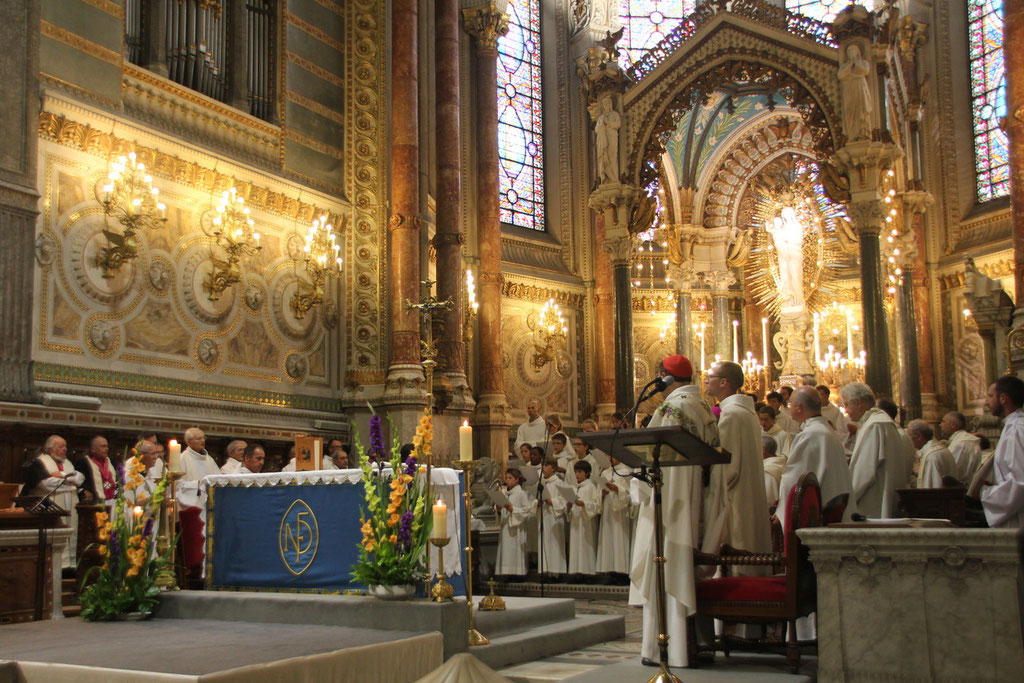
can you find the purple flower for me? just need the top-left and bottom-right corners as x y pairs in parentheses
(142, 517), (154, 540)
(369, 414), (385, 462)
(115, 460), (125, 486)
(109, 530), (120, 574)
(403, 456), (417, 476)
(397, 510), (414, 553)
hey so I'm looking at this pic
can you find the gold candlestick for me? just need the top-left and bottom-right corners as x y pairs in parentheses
(154, 470), (185, 590)
(452, 459), (488, 646)
(429, 536), (454, 602)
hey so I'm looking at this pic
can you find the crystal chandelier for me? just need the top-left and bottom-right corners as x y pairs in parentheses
(291, 215), (342, 319)
(529, 298), (568, 370)
(97, 152), (166, 278)
(203, 187), (262, 301)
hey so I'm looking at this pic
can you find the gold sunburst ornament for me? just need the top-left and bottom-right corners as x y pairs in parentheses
(745, 157), (845, 319)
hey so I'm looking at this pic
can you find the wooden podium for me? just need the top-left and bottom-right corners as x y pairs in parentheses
(584, 426), (730, 682)
(0, 498), (69, 623)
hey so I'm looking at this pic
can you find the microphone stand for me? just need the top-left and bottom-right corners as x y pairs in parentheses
(536, 478), (545, 598)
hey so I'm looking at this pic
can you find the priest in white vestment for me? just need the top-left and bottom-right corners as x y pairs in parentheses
(818, 385), (851, 450)
(761, 435), (787, 509)
(22, 435), (84, 569)
(513, 399), (547, 453)
(767, 391), (799, 435)
(840, 383), (908, 518)
(177, 427), (220, 509)
(778, 386), (856, 532)
(705, 361), (773, 563)
(630, 354), (719, 668)
(980, 377), (1024, 528)
(907, 420), (957, 488)
(219, 440), (247, 474)
(941, 411), (983, 484)
(758, 405), (792, 458)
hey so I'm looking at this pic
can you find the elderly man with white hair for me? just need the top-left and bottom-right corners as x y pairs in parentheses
(22, 435), (86, 569)
(778, 386), (856, 530)
(840, 382), (908, 518)
(219, 439), (248, 474)
(177, 427), (220, 510)
(514, 398), (547, 454)
(907, 420), (958, 489)
(940, 411), (982, 484)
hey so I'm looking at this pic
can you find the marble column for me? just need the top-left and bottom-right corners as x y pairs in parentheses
(605, 236), (635, 412)
(675, 291), (692, 359)
(434, 0), (472, 414)
(464, 3), (512, 459)
(1006, 0), (1024, 315)
(850, 203), (893, 396)
(0, 0), (40, 404)
(593, 212), (617, 416)
(902, 190), (935, 419)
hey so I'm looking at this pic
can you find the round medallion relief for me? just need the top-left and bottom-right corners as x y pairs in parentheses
(67, 215), (139, 304)
(180, 246), (236, 325)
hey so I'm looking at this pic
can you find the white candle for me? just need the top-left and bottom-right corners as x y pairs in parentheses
(459, 421), (473, 462)
(168, 440), (182, 473)
(761, 317), (769, 367)
(432, 497), (447, 538)
(846, 313), (854, 362)
(699, 323), (706, 371)
(732, 320), (739, 363)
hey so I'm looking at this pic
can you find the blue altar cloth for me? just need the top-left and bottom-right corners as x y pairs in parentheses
(204, 470), (466, 595)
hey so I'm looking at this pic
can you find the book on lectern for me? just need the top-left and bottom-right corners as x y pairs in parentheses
(295, 436), (323, 471)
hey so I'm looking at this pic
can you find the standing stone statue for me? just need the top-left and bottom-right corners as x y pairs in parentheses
(768, 206), (806, 310)
(595, 95), (620, 184)
(838, 44), (873, 141)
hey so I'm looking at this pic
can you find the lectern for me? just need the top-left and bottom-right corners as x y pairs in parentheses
(585, 426), (730, 683)
(4, 496), (69, 622)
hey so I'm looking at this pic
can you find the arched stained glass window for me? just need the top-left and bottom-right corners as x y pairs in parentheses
(968, 0), (1009, 202)
(785, 0), (848, 24)
(498, 0), (545, 231)
(618, 1), (696, 67)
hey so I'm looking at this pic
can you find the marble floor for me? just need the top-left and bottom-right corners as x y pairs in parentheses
(497, 599), (815, 683)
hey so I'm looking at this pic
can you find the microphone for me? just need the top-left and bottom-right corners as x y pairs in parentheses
(636, 374), (676, 404)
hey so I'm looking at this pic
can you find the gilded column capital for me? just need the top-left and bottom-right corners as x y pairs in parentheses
(845, 200), (887, 237)
(462, 3), (509, 56)
(601, 235), (633, 265)
(902, 189), (934, 217)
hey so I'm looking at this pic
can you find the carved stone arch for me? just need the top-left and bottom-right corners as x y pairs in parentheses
(700, 116), (818, 231)
(622, 17), (841, 190)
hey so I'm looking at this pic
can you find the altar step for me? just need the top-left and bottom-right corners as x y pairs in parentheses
(491, 580), (629, 601)
(471, 597), (625, 671)
(61, 578), (80, 618)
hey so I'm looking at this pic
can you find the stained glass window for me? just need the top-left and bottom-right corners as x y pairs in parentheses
(498, 0), (545, 231)
(968, 0), (1009, 202)
(785, 0), (848, 23)
(618, 1), (697, 67)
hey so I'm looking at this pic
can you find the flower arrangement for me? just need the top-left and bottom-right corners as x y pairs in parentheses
(79, 446), (173, 621)
(351, 411), (433, 588)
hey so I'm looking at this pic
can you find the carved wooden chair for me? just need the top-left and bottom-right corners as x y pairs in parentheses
(690, 471), (822, 673)
(822, 492), (849, 525)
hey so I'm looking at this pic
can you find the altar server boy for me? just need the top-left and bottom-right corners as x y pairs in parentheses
(495, 468), (534, 577)
(596, 456), (632, 576)
(568, 460), (601, 576)
(538, 456), (568, 574)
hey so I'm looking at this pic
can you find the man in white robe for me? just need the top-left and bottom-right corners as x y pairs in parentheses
(240, 443), (266, 474)
(940, 411), (983, 484)
(219, 440), (247, 474)
(980, 376), (1024, 528)
(818, 385), (851, 451)
(758, 405), (792, 458)
(767, 391), (799, 435)
(705, 361), (772, 561)
(177, 427), (220, 509)
(22, 435), (84, 569)
(778, 386), (856, 532)
(630, 354), (718, 669)
(761, 435), (786, 510)
(840, 383), (909, 518)
(513, 399), (547, 453)
(76, 436), (117, 512)
(907, 420), (957, 488)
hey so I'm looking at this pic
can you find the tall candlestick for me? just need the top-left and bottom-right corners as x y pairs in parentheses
(459, 421), (473, 462)
(432, 497), (447, 538)
(846, 313), (854, 362)
(168, 440), (182, 473)
(732, 320), (739, 363)
(761, 317), (769, 368)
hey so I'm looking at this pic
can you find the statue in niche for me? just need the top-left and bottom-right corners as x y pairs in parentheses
(768, 206), (806, 310)
(838, 44), (873, 141)
(595, 95), (620, 184)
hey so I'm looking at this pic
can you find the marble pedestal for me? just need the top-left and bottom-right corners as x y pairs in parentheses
(799, 528), (1024, 682)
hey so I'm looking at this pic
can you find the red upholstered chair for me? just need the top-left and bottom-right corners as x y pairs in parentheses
(822, 492), (849, 525)
(176, 506), (206, 588)
(691, 471), (822, 673)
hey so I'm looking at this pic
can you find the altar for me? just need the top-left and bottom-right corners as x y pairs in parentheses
(202, 468), (467, 595)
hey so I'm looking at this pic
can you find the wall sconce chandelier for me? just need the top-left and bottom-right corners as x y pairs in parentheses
(290, 215), (342, 319)
(97, 152), (166, 278)
(203, 187), (261, 301)
(529, 298), (568, 371)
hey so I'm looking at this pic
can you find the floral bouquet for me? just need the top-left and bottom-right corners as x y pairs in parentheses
(79, 447), (173, 621)
(350, 412), (433, 587)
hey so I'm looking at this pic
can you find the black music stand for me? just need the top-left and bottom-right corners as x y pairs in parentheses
(13, 496), (69, 621)
(584, 426), (730, 682)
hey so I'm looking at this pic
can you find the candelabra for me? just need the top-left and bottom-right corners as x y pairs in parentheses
(97, 152), (167, 278)
(429, 536), (454, 602)
(464, 268), (480, 345)
(203, 187), (262, 301)
(291, 215), (343, 319)
(528, 298), (568, 371)
(452, 459), (488, 646)
(154, 470), (185, 590)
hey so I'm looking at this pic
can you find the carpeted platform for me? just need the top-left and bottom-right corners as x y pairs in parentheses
(0, 617), (442, 682)
(557, 655), (814, 682)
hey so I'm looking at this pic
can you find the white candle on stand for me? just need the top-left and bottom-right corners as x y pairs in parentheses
(432, 497), (447, 538)
(168, 440), (182, 473)
(732, 320), (739, 363)
(459, 421), (473, 462)
(761, 317), (769, 367)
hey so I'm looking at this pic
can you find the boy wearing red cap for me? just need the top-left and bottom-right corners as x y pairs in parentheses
(629, 354), (719, 668)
